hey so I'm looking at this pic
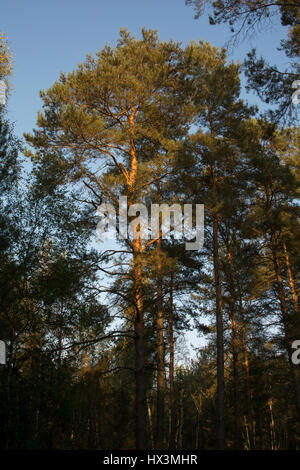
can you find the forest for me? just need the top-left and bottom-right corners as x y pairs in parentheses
(0, 0), (299, 451)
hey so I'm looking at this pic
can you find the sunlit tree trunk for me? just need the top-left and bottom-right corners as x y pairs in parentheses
(237, 281), (255, 449)
(211, 161), (225, 450)
(129, 106), (147, 449)
(283, 242), (298, 314)
(178, 389), (184, 449)
(147, 396), (154, 450)
(133, 244), (147, 449)
(156, 232), (165, 448)
(226, 248), (240, 448)
(168, 271), (176, 449)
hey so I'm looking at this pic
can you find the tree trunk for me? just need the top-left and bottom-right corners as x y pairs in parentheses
(133, 245), (147, 449)
(147, 396), (154, 450)
(213, 215), (225, 449)
(156, 248), (165, 448)
(129, 106), (147, 449)
(237, 282), (255, 449)
(283, 242), (298, 314)
(178, 389), (184, 449)
(211, 160), (225, 449)
(155, 179), (165, 448)
(226, 248), (240, 449)
(168, 271), (176, 449)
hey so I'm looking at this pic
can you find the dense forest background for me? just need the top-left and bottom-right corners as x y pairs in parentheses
(0, 1), (299, 450)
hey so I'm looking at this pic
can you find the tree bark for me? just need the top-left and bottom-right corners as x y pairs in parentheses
(178, 389), (184, 449)
(147, 396), (154, 450)
(168, 271), (176, 449)
(226, 248), (240, 449)
(283, 241), (298, 314)
(211, 161), (225, 450)
(133, 244), (147, 449)
(237, 282), (255, 449)
(213, 215), (225, 449)
(155, 178), (165, 449)
(156, 241), (165, 448)
(129, 106), (147, 449)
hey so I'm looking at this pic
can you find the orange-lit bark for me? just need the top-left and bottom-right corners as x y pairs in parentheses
(156, 237), (165, 448)
(128, 106), (147, 449)
(168, 271), (176, 449)
(211, 161), (224, 450)
(226, 249), (240, 448)
(237, 282), (255, 449)
(133, 241), (147, 449)
(283, 242), (298, 314)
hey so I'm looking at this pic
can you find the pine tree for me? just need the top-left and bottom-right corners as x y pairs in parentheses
(25, 28), (190, 449)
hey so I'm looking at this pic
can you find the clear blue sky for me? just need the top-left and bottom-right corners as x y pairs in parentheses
(2, 0), (289, 140)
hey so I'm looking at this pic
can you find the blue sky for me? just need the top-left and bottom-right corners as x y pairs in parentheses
(2, 0), (289, 140)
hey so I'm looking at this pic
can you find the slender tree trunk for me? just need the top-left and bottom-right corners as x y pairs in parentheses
(155, 180), (165, 448)
(211, 162), (225, 449)
(133, 244), (147, 449)
(237, 282), (255, 449)
(168, 271), (176, 449)
(156, 238), (165, 448)
(207, 109), (225, 449)
(58, 326), (62, 365)
(271, 233), (300, 424)
(226, 248), (240, 449)
(178, 389), (184, 449)
(213, 215), (225, 449)
(268, 398), (277, 450)
(283, 242), (298, 314)
(147, 396), (154, 450)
